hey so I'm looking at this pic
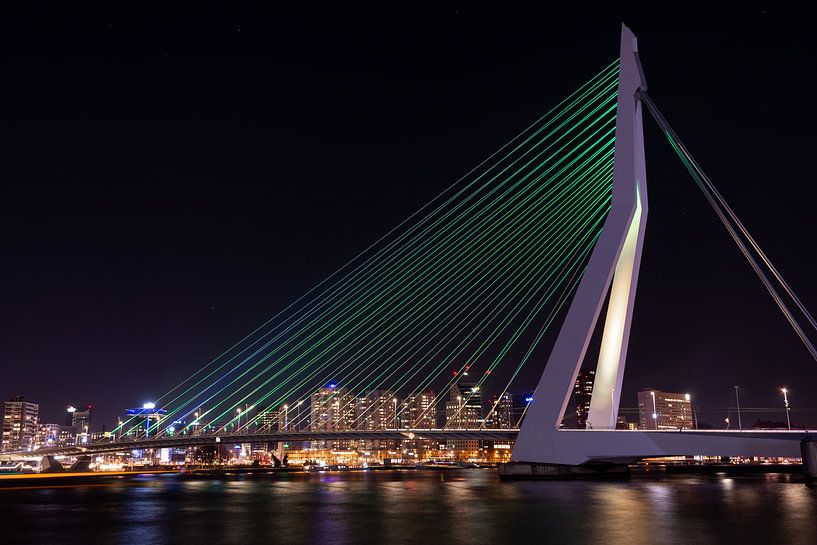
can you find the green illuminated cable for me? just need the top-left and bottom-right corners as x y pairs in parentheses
(417, 202), (610, 428)
(137, 84), (620, 434)
(194, 135), (612, 430)
(274, 161), (615, 429)
(148, 77), (620, 434)
(168, 114), (618, 431)
(343, 174), (614, 428)
(115, 62), (619, 434)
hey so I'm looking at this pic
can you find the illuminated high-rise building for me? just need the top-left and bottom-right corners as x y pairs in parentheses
(573, 369), (595, 429)
(2, 396), (39, 452)
(310, 384), (355, 450)
(310, 385), (355, 432)
(68, 405), (92, 443)
(401, 391), (436, 429)
(356, 390), (397, 431)
(256, 409), (279, 432)
(34, 422), (61, 449)
(445, 373), (482, 429)
(637, 389), (694, 430)
(487, 392), (514, 429)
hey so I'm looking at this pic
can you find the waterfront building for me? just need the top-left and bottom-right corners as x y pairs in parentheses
(356, 390), (399, 452)
(573, 369), (595, 429)
(57, 425), (78, 446)
(401, 390), (436, 429)
(356, 390), (397, 431)
(637, 389), (694, 430)
(34, 422), (62, 449)
(487, 392), (514, 429)
(310, 384), (355, 449)
(445, 373), (483, 457)
(2, 396), (39, 452)
(399, 391), (438, 457)
(64, 404), (93, 444)
(445, 373), (482, 429)
(256, 409), (279, 432)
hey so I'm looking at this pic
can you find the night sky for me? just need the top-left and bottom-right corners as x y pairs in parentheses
(3, 9), (817, 430)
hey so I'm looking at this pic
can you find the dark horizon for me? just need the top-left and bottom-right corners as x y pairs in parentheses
(3, 10), (817, 430)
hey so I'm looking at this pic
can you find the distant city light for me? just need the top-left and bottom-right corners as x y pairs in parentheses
(525, 396), (534, 403)
(143, 402), (156, 409)
(66, 406), (77, 413)
(328, 383), (337, 389)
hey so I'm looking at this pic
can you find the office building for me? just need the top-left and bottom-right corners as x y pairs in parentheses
(487, 392), (514, 429)
(34, 422), (61, 449)
(256, 409), (279, 432)
(445, 373), (482, 429)
(637, 389), (694, 430)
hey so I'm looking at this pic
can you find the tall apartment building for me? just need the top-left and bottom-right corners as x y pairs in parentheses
(400, 390), (436, 429)
(573, 369), (595, 429)
(356, 390), (399, 452)
(64, 404), (93, 444)
(637, 389), (694, 430)
(356, 390), (397, 431)
(310, 385), (355, 449)
(2, 396), (39, 452)
(487, 392), (514, 429)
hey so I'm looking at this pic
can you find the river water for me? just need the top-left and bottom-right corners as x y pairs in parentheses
(1, 470), (815, 545)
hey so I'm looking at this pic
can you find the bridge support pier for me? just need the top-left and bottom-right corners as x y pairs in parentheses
(802, 436), (817, 485)
(498, 461), (629, 480)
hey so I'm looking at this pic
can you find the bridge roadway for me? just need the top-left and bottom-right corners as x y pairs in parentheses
(3, 428), (811, 461)
(9, 429), (521, 458)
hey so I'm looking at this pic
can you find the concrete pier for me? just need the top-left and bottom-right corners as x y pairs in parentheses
(801, 436), (817, 484)
(498, 462), (629, 480)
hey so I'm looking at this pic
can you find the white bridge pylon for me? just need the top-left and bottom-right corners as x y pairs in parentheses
(512, 24), (805, 466)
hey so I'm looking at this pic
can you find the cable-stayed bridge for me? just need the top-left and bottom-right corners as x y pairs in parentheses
(10, 25), (815, 471)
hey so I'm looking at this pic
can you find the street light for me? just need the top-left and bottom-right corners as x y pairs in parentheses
(283, 404), (289, 431)
(236, 407), (242, 431)
(734, 386), (742, 431)
(650, 391), (658, 430)
(781, 388), (791, 430)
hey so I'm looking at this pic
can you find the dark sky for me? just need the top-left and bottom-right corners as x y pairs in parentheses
(3, 9), (817, 430)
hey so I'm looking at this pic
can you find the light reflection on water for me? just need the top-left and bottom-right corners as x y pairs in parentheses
(0, 471), (815, 545)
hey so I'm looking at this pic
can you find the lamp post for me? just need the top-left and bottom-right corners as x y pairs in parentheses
(236, 407), (242, 432)
(781, 388), (791, 430)
(734, 386), (742, 431)
(650, 391), (658, 430)
(283, 404), (289, 431)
